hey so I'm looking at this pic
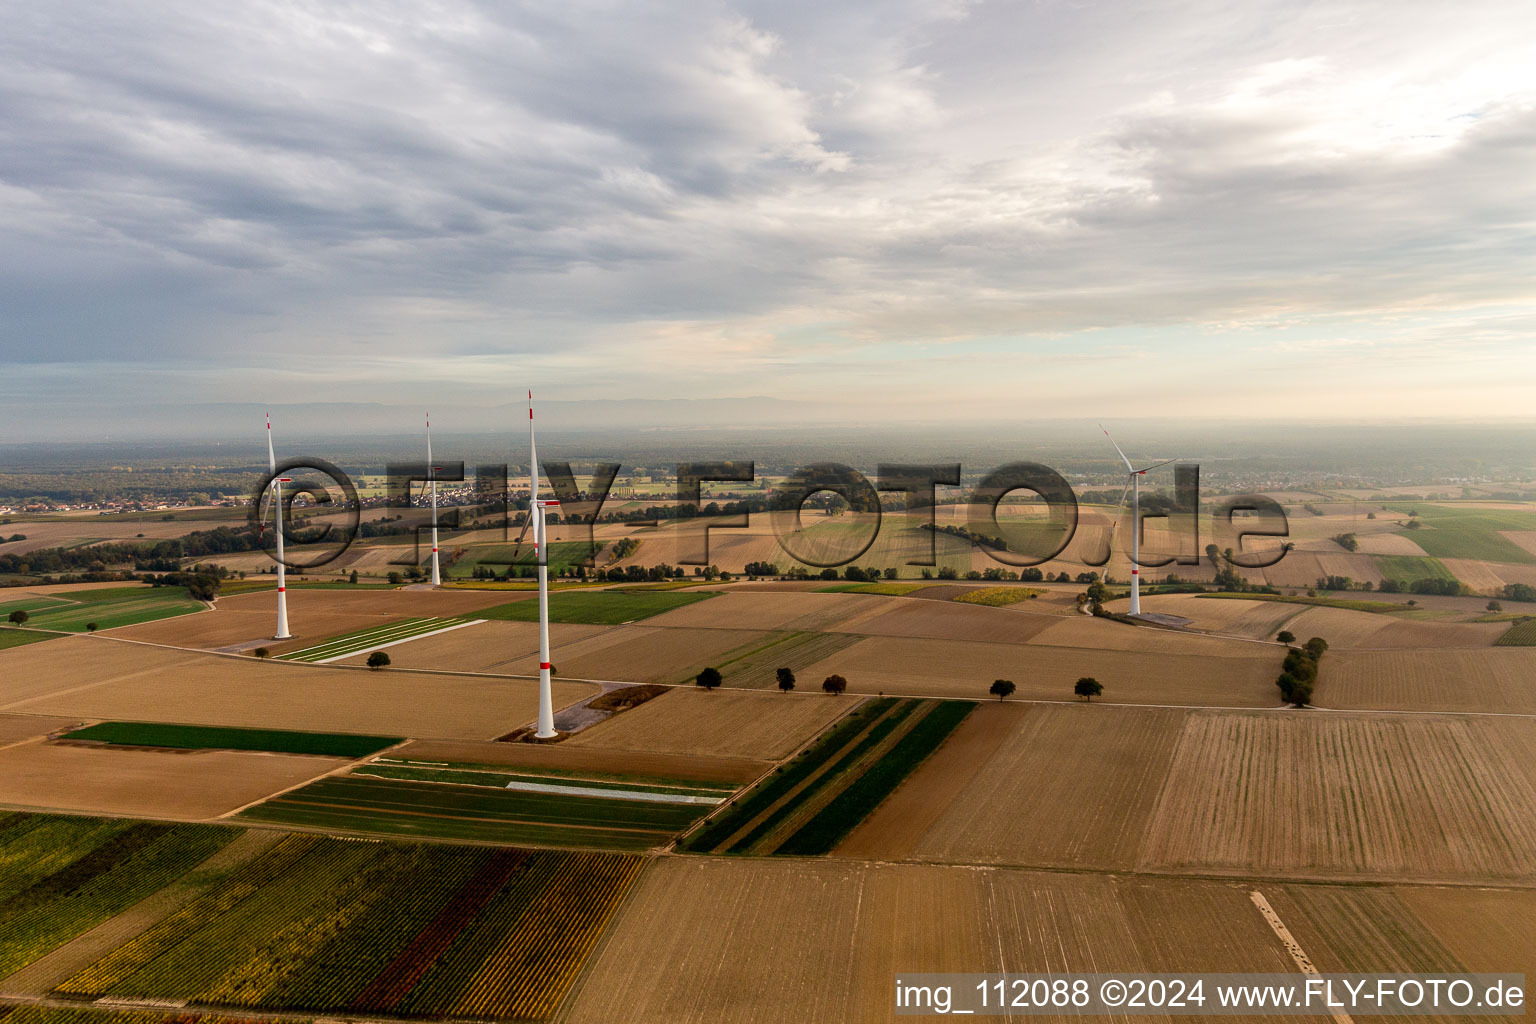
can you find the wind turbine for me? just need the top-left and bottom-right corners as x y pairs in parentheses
(530, 392), (559, 739)
(266, 413), (292, 639)
(1100, 425), (1177, 617)
(427, 413), (441, 587)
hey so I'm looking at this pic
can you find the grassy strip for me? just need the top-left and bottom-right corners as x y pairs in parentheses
(952, 587), (1044, 606)
(732, 700), (922, 852)
(372, 757), (737, 792)
(775, 701), (976, 855)
(277, 617), (470, 662)
(478, 588), (713, 624)
(1494, 618), (1536, 646)
(62, 722), (401, 758)
(680, 698), (895, 853)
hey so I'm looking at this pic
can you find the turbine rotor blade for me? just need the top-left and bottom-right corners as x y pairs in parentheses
(1135, 457), (1179, 474)
(1099, 423), (1133, 471)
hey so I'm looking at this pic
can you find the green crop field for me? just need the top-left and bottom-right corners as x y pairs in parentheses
(33, 821), (645, 1020)
(0, 628), (65, 650)
(1372, 554), (1459, 586)
(0, 586), (204, 632)
(61, 722), (401, 757)
(239, 775), (707, 850)
(478, 588), (713, 625)
(277, 616), (477, 662)
(1383, 503), (1536, 564)
(952, 587), (1044, 606)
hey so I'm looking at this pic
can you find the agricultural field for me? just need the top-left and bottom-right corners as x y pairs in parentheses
(1372, 553), (1458, 587)
(239, 773), (708, 850)
(276, 616), (483, 663)
(330, 619), (608, 674)
(0, 815), (238, 979)
(1382, 502), (1536, 564)
(448, 539), (598, 577)
(1494, 616), (1536, 645)
(0, 820), (644, 1021)
(0, 629), (63, 652)
(1322, 647), (1536, 713)
(0, 587), (204, 633)
(1140, 711), (1536, 882)
(567, 687), (852, 761)
(394, 737), (765, 786)
(565, 858), (1341, 1024)
(477, 588), (715, 625)
(683, 698), (974, 855)
(911, 704), (1187, 871)
(0, 636), (598, 739)
(794, 634), (1279, 706)
(108, 587), (516, 653)
(0, 741), (350, 819)
(59, 722), (400, 757)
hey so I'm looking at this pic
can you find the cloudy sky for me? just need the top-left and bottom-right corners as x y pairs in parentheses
(2, 0), (1534, 438)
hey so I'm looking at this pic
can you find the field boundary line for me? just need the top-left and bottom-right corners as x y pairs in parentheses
(1249, 889), (1353, 1024)
(306, 618), (486, 663)
(215, 739), (409, 819)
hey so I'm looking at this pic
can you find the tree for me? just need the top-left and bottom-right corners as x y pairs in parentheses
(822, 673), (847, 695)
(7, 609), (27, 626)
(252, 647), (270, 659)
(1074, 677), (1102, 701)
(1488, 600), (1503, 612)
(696, 666), (722, 690)
(775, 667), (796, 693)
(1285, 677), (1313, 707)
(387, 571), (403, 585)
(349, 569), (359, 585)
(367, 651), (391, 670)
(86, 622), (98, 632)
(1276, 630), (1295, 645)
(1304, 636), (1329, 659)
(990, 679), (1016, 701)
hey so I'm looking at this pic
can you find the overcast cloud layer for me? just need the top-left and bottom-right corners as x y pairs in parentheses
(2, 0), (1534, 437)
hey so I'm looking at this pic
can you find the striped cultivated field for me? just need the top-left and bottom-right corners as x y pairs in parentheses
(239, 772), (709, 850)
(12, 819), (646, 1021)
(1140, 712), (1536, 881)
(682, 698), (973, 855)
(277, 617), (483, 663)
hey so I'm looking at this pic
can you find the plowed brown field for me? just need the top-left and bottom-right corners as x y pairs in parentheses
(567, 687), (852, 760)
(1323, 648), (1536, 713)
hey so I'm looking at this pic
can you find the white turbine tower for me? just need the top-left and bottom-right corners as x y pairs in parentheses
(1101, 425), (1177, 617)
(266, 413), (292, 640)
(530, 392), (559, 739)
(427, 413), (441, 587)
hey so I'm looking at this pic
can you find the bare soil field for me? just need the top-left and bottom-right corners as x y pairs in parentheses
(567, 858), (1311, 1024)
(331, 619), (608, 673)
(1140, 711), (1536, 882)
(796, 635), (1279, 706)
(1440, 556), (1509, 594)
(0, 713), (81, 746)
(394, 737), (764, 785)
(1280, 605), (1505, 649)
(534, 625), (772, 683)
(110, 587), (516, 653)
(1313, 551), (1387, 585)
(1323, 648), (1536, 713)
(640, 592), (880, 631)
(913, 704), (1187, 871)
(1355, 532), (1430, 555)
(1395, 886), (1536, 978)
(1132, 594), (1301, 639)
(1259, 551), (1326, 588)
(829, 600), (1060, 644)
(0, 519), (200, 556)
(1263, 885), (1466, 975)
(1500, 530), (1536, 557)
(0, 635), (597, 738)
(0, 739), (346, 818)
(1027, 616), (1278, 657)
(833, 701), (1021, 860)
(567, 687), (851, 761)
